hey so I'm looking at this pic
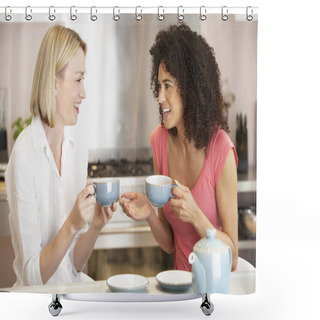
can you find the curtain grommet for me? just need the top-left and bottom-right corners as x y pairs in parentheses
(70, 6), (77, 21)
(246, 6), (254, 21)
(49, 6), (56, 21)
(221, 6), (228, 21)
(135, 6), (142, 21)
(200, 6), (207, 21)
(5, 6), (12, 21)
(113, 6), (120, 21)
(177, 6), (184, 22)
(157, 6), (164, 21)
(25, 6), (32, 21)
(90, 6), (98, 21)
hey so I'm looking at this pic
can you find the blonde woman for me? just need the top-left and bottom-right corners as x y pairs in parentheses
(5, 25), (118, 286)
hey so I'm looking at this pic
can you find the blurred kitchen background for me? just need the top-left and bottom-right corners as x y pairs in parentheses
(0, 13), (257, 287)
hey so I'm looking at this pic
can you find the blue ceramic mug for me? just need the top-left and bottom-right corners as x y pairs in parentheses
(145, 175), (178, 208)
(92, 178), (120, 207)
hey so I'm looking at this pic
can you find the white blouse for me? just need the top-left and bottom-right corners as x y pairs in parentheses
(5, 116), (89, 286)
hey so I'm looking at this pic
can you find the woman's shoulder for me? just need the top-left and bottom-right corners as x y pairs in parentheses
(8, 117), (45, 166)
(11, 124), (33, 154)
(5, 125), (33, 181)
(207, 129), (238, 177)
(150, 124), (167, 143)
(209, 129), (233, 151)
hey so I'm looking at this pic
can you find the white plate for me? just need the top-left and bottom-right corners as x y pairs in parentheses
(156, 270), (192, 292)
(106, 274), (149, 293)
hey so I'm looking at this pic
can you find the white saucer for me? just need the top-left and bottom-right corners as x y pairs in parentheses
(106, 274), (149, 293)
(156, 270), (192, 292)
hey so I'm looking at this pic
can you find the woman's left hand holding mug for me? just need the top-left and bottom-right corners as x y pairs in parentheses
(170, 179), (202, 225)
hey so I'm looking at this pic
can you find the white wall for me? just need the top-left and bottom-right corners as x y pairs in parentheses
(202, 16), (258, 168)
(0, 22), (53, 154)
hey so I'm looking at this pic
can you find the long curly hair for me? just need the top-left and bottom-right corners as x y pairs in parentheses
(150, 23), (228, 152)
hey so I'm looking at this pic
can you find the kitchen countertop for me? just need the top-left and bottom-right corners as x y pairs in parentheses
(0, 167), (256, 199)
(97, 225), (255, 250)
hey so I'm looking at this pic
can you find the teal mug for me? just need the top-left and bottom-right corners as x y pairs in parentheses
(145, 175), (178, 208)
(92, 178), (120, 207)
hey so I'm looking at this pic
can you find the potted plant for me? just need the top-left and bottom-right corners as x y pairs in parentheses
(12, 116), (32, 141)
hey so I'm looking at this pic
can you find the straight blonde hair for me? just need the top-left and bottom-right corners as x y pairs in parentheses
(30, 25), (87, 127)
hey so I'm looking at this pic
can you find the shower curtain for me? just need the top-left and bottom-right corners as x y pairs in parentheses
(0, 5), (257, 317)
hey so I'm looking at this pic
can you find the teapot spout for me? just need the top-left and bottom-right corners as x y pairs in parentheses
(189, 252), (206, 293)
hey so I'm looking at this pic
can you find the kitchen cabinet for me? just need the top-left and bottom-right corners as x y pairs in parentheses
(0, 185), (15, 287)
(0, 181), (6, 200)
(237, 167), (256, 267)
(0, 235), (15, 287)
(0, 185), (10, 237)
(237, 166), (256, 193)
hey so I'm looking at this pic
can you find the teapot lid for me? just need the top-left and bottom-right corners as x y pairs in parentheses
(194, 228), (229, 253)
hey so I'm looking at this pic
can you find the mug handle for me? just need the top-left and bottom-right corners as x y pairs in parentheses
(121, 194), (131, 202)
(170, 184), (179, 198)
(228, 247), (232, 270)
(92, 183), (96, 197)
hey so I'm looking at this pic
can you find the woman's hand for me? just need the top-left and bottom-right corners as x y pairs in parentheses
(91, 194), (120, 231)
(120, 192), (152, 221)
(68, 183), (97, 234)
(170, 179), (202, 225)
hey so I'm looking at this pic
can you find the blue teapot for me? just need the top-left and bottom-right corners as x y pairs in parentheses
(188, 228), (232, 294)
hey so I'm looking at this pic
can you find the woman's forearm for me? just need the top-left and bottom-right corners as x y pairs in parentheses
(39, 218), (77, 284)
(72, 224), (100, 272)
(192, 207), (214, 239)
(216, 228), (238, 271)
(147, 209), (174, 254)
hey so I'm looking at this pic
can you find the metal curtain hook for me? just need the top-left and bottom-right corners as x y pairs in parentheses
(113, 6), (120, 21)
(135, 6), (142, 21)
(157, 6), (164, 21)
(221, 6), (228, 21)
(246, 6), (254, 21)
(200, 6), (207, 21)
(5, 6), (12, 21)
(25, 6), (32, 21)
(49, 6), (56, 21)
(177, 6), (184, 21)
(70, 6), (77, 21)
(90, 6), (98, 21)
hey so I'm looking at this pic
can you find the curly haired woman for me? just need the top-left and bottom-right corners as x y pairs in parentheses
(120, 23), (238, 272)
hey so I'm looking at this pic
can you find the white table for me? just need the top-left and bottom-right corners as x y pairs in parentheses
(0, 256), (255, 315)
(1, 256), (255, 296)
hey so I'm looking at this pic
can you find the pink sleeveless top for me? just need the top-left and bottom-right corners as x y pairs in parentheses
(150, 125), (238, 271)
